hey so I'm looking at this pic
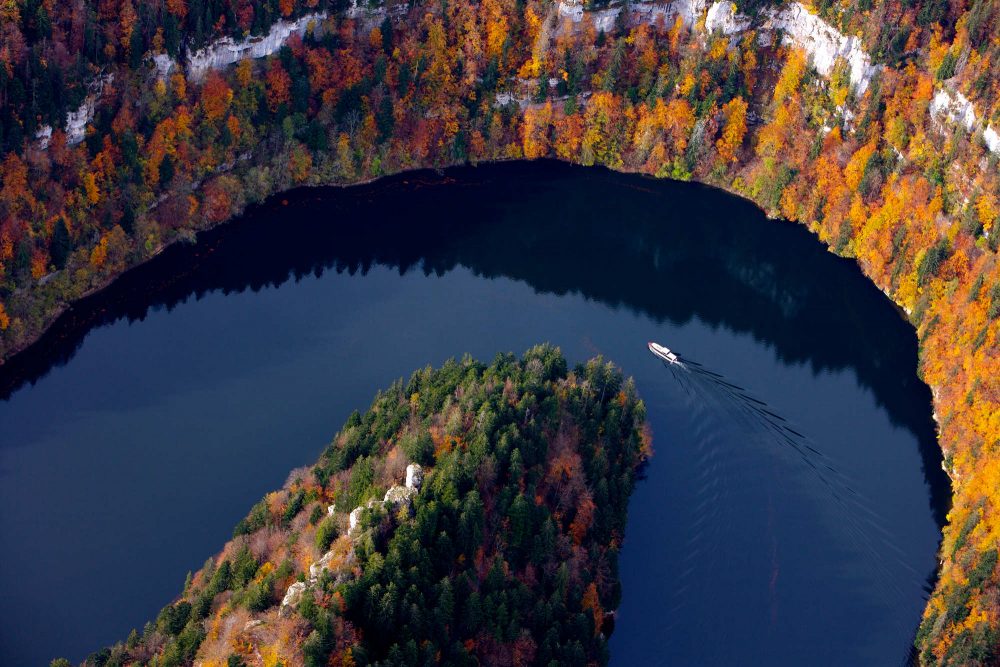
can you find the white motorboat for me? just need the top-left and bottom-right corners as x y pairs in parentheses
(648, 341), (680, 364)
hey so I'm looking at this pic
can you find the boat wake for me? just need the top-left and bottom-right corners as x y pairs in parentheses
(649, 342), (925, 645)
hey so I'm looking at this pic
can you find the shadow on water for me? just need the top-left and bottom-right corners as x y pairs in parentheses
(0, 161), (949, 529)
(0, 159), (950, 666)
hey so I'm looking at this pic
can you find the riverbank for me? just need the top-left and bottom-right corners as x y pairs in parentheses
(1, 163), (946, 664)
(0, 155), (971, 658)
(50, 346), (651, 666)
(0, 0), (996, 659)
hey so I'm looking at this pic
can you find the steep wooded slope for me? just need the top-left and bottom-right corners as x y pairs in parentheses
(2, 0), (999, 662)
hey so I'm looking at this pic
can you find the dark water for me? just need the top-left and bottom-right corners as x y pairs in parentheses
(0, 161), (946, 665)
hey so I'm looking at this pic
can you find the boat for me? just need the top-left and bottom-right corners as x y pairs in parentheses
(648, 341), (680, 364)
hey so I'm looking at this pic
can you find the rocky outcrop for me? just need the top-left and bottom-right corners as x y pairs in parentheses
(37, 13), (319, 149)
(383, 463), (424, 507)
(384, 485), (417, 505)
(34, 74), (114, 149)
(765, 3), (878, 94)
(345, 0), (398, 29)
(347, 464), (425, 535)
(930, 89), (977, 132)
(561, 0), (1000, 156)
(705, 1), (749, 36)
(186, 13), (328, 81)
(281, 463), (427, 620)
(34, 125), (53, 150)
(348, 505), (366, 535)
(695, 0), (996, 153)
(986, 126), (1000, 154)
(67, 74), (116, 146)
(151, 53), (175, 80)
(278, 581), (306, 617)
(66, 99), (96, 146)
(632, 0), (707, 29)
(558, 0), (877, 93)
(929, 88), (1000, 154)
(556, 0), (615, 32)
(667, 0), (710, 28)
(696, 0), (995, 152)
(703, 1), (881, 93)
(138, 12), (330, 85)
(405, 463), (423, 490)
(308, 550), (338, 580)
(557, 0), (707, 35)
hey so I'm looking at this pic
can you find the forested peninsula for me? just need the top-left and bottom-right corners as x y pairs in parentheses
(1, 0), (999, 662)
(52, 347), (650, 667)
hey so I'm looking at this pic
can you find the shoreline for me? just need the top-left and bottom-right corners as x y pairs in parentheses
(0, 156), (951, 642)
(0, 157), (945, 459)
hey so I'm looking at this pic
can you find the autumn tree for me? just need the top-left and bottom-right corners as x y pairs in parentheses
(716, 97), (748, 164)
(522, 102), (553, 159)
(200, 72), (233, 122)
(266, 61), (292, 114)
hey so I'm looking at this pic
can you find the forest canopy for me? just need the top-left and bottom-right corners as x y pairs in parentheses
(63, 346), (650, 667)
(2, 0), (999, 662)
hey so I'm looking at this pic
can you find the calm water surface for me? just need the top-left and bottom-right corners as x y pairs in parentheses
(0, 162), (947, 665)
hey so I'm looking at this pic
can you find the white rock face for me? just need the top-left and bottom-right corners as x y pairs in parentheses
(35, 124), (53, 149)
(691, 0), (996, 154)
(405, 463), (423, 490)
(348, 506), (364, 534)
(326, 502), (337, 516)
(562, 0), (875, 93)
(555, 0), (618, 33)
(930, 89), (978, 132)
(625, 0), (709, 30)
(58, 74), (114, 146)
(766, 3), (878, 94)
(985, 126), (1000, 154)
(494, 91), (520, 107)
(384, 485), (417, 506)
(309, 550), (337, 580)
(557, 0), (585, 23)
(152, 53), (176, 80)
(928, 88), (999, 154)
(66, 101), (94, 146)
(186, 13), (328, 81)
(558, 0), (707, 34)
(668, 0), (709, 28)
(705, 1), (749, 35)
(593, 6), (621, 32)
(43, 13), (320, 150)
(279, 581), (306, 617)
(345, 0), (391, 25)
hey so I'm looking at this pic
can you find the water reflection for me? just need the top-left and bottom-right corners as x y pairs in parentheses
(0, 162), (947, 526)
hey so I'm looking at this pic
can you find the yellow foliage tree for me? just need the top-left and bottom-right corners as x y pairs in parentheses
(522, 102), (553, 159)
(716, 97), (748, 163)
(773, 50), (806, 104)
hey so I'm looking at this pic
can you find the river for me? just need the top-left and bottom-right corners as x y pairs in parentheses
(0, 161), (947, 665)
